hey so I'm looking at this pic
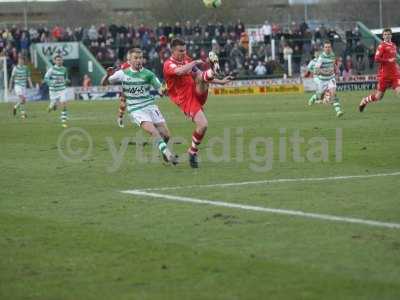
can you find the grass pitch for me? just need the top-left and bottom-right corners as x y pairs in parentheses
(1, 91), (400, 299)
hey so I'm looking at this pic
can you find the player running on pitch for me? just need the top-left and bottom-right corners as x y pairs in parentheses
(313, 40), (344, 117)
(359, 28), (400, 112)
(305, 50), (324, 105)
(163, 38), (232, 168)
(45, 55), (71, 128)
(102, 48), (178, 165)
(9, 55), (33, 119)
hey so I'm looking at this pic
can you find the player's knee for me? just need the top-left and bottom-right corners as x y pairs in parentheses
(197, 122), (208, 134)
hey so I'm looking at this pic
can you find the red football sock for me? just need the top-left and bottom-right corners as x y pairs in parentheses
(188, 130), (205, 155)
(361, 94), (378, 105)
(118, 100), (126, 118)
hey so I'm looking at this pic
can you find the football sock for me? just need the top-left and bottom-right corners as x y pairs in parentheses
(156, 138), (170, 157)
(308, 94), (317, 104)
(118, 100), (126, 118)
(188, 130), (205, 155)
(20, 104), (25, 116)
(49, 100), (56, 110)
(360, 94), (378, 106)
(333, 97), (342, 113)
(61, 107), (68, 123)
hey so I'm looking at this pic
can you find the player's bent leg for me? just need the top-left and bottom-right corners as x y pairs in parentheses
(193, 109), (208, 135)
(188, 110), (208, 168)
(308, 92), (322, 106)
(332, 95), (344, 118)
(141, 121), (178, 165)
(311, 79), (326, 106)
(154, 122), (171, 144)
(117, 96), (126, 128)
(359, 90), (383, 112)
(48, 97), (58, 112)
(13, 99), (20, 117)
(326, 89), (343, 117)
(60, 101), (69, 128)
(19, 95), (27, 119)
(195, 77), (210, 95)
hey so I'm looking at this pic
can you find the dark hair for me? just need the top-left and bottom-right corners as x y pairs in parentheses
(383, 28), (392, 34)
(53, 54), (62, 60)
(171, 38), (186, 48)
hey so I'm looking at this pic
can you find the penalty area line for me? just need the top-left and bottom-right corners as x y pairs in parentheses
(140, 171), (400, 191)
(121, 189), (400, 230)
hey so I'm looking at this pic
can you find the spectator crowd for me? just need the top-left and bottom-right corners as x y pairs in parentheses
(0, 20), (383, 82)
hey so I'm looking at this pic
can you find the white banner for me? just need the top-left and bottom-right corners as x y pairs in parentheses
(303, 75), (378, 92)
(303, 78), (317, 92)
(37, 42), (79, 60)
(210, 78), (302, 88)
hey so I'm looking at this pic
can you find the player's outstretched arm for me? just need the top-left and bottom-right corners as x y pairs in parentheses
(212, 75), (234, 85)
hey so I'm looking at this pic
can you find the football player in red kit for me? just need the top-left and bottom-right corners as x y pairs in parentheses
(359, 28), (400, 112)
(163, 38), (232, 168)
(104, 55), (131, 127)
(116, 60), (131, 127)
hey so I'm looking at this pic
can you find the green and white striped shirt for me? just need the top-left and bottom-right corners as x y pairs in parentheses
(315, 52), (336, 81)
(44, 65), (68, 92)
(11, 65), (31, 88)
(109, 67), (161, 112)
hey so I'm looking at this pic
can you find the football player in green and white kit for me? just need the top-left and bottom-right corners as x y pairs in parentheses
(102, 48), (178, 165)
(306, 51), (324, 105)
(9, 55), (33, 119)
(44, 55), (70, 127)
(313, 41), (344, 117)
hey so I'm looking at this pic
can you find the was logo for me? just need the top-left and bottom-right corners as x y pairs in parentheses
(125, 86), (146, 96)
(38, 42), (79, 60)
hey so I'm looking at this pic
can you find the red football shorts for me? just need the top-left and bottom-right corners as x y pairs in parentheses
(377, 76), (400, 92)
(173, 85), (208, 119)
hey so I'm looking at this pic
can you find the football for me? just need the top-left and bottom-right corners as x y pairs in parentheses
(203, 0), (222, 8)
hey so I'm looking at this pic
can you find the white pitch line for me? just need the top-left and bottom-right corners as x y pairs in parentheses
(140, 171), (400, 191)
(121, 190), (400, 230)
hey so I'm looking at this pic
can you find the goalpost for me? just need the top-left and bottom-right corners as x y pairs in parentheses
(0, 56), (9, 102)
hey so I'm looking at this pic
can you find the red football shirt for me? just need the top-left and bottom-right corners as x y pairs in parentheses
(375, 41), (400, 78)
(163, 56), (195, 104)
